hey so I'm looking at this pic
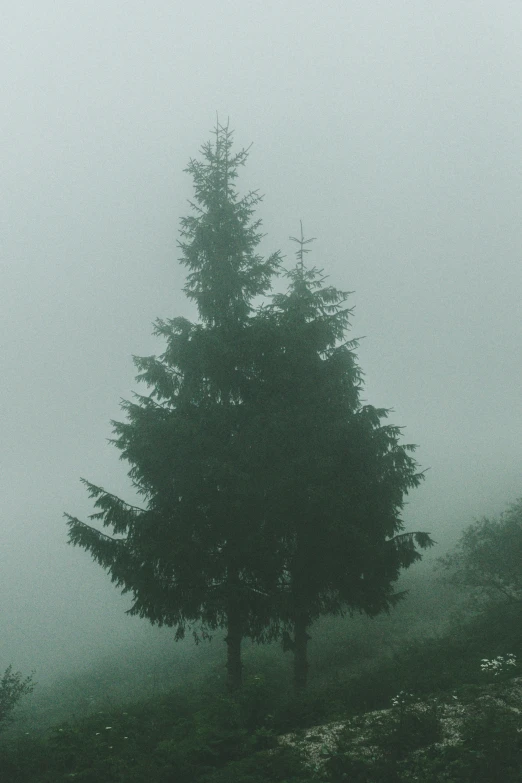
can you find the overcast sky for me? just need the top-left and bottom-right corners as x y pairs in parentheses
(2, 0), (521, 679)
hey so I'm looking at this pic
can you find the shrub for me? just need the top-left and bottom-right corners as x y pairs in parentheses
(325, 691), (444, 782)
(0, 666), (35, 731)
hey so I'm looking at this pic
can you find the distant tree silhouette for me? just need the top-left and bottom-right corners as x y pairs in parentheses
(440, 498), (522, 605)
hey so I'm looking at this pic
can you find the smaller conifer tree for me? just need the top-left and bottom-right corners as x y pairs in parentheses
(243, 224), (434, 688)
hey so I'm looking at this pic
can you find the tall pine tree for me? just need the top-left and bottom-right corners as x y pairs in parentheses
(66, 121), (281, 691)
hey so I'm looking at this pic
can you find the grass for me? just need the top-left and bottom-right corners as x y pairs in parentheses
(2, 590), (522, 781)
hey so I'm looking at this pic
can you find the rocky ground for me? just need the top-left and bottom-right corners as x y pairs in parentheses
(278, 676), (522, 776)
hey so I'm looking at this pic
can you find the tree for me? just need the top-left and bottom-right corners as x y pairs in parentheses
(439, 498), (522, 605)
(66, 121), (282, 692)
(66, 121), (433, 694)
(0, 666), (35, 731)
(243, 225), (434, 688)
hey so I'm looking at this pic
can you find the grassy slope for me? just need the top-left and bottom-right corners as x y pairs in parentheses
(2, 574), (522, 782)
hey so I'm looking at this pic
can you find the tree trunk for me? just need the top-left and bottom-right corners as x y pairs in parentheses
(225, 605), (243, 693)
(293, 613), (311, 690)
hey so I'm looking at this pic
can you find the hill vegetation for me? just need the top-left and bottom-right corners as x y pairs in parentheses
(3, 559), (522, 782)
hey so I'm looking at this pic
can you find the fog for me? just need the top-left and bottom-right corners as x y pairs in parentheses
(1, 1), (521, 684)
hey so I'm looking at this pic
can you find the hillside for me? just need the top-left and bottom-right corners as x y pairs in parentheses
(2, 586), (522, 782)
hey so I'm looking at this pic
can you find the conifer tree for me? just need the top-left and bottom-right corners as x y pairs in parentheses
(246, 224), (434, 688)
(66, 121), (433, 694)
(66, 121), (281, 691)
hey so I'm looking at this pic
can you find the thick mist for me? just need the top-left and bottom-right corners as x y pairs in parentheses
(1, 1), (521, 687)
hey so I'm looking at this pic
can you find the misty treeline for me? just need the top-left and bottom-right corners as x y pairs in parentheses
(65, 121), (434, 692)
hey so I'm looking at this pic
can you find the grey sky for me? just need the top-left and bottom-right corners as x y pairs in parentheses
(1, 0), (521, 678)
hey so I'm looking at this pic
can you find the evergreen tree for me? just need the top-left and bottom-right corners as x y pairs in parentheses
(245, 224), (434, 688)
(66, 121), (433, 694)
(66, 121), (281, 691)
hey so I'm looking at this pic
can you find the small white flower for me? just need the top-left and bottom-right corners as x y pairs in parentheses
(480, 654), (517, 677)
(105, 726), (112, 730)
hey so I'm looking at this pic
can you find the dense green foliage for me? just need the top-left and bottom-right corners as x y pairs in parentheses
(439, 497), (522, 604)
(65, 121), (432, 692)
